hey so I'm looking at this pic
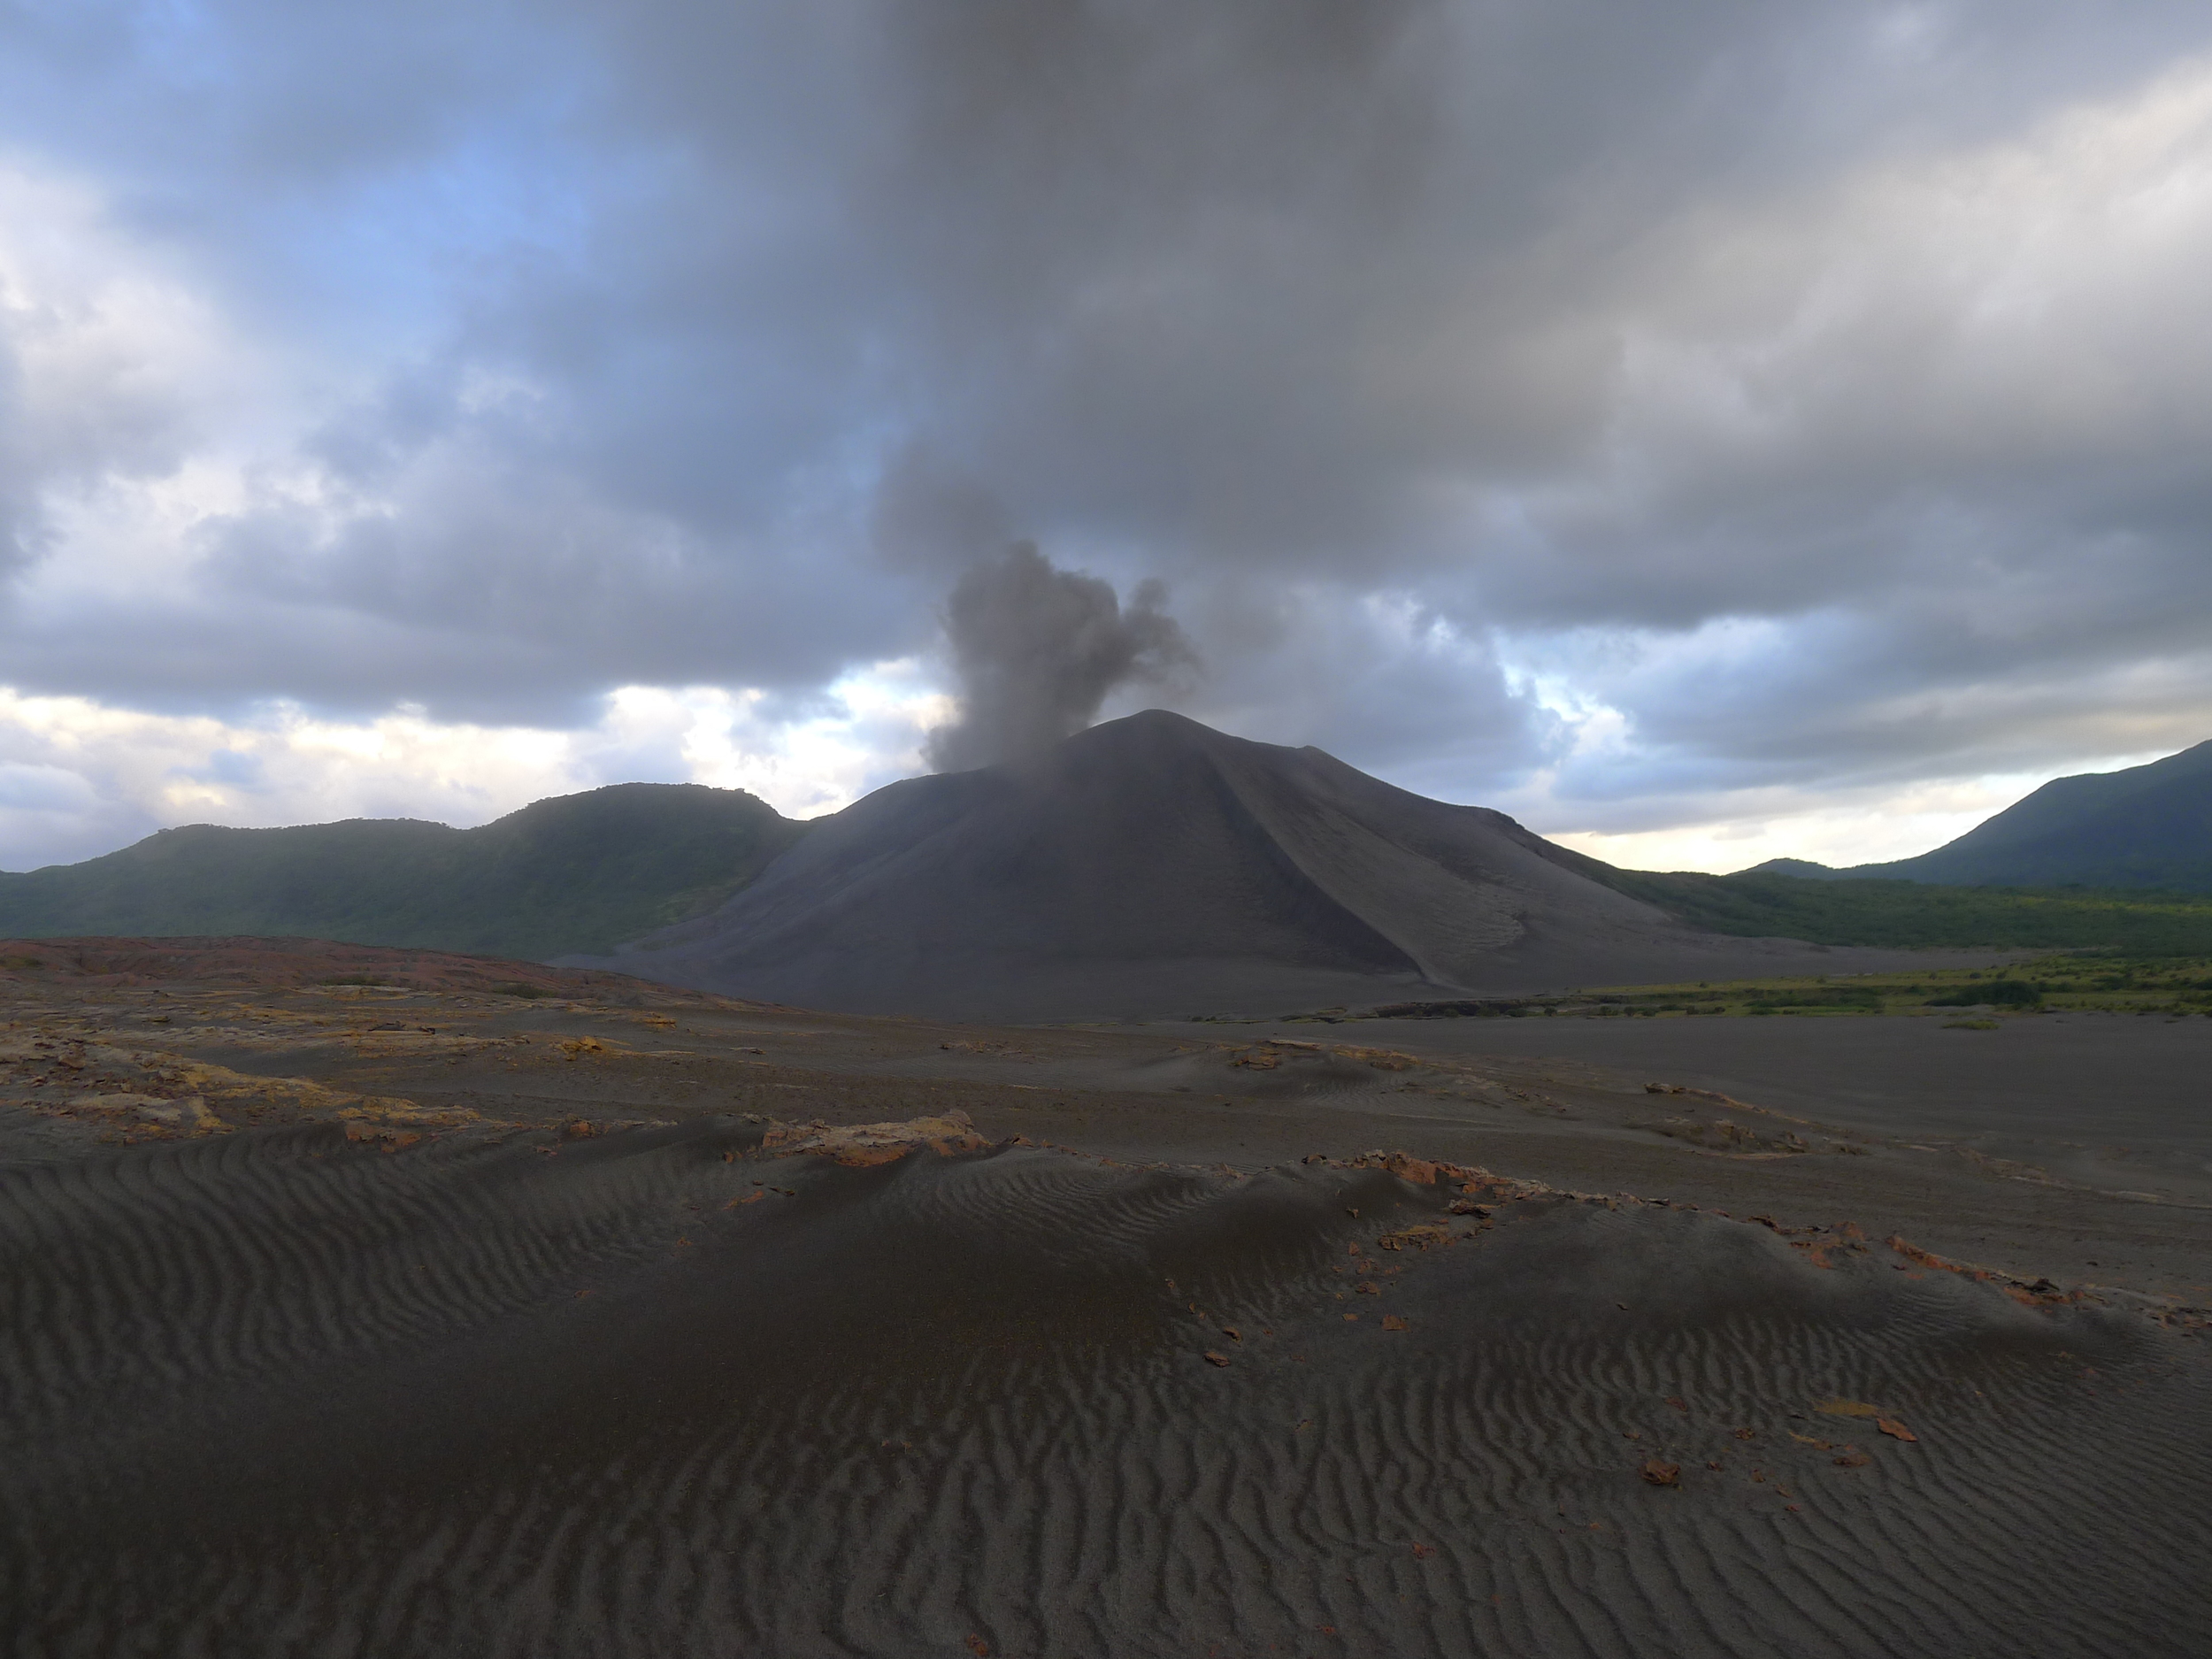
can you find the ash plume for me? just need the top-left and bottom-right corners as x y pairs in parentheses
(926, 543), (1196, 772)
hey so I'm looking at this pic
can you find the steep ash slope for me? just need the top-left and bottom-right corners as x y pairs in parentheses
(588, 711), (1860, 1018)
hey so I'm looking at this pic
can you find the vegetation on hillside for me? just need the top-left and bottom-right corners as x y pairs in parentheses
(1558, 956), (2212, 1019)
(10, 782), (2212, 971)
(1732, 738), (2212, 890)
(0, 783), (807, 960)
(1603, 870), (2212, 956)
(1267, 956), (2212, 1025)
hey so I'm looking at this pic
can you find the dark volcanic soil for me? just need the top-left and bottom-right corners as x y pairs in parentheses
(4, 939), (2209, 1656)
(12, 1124), (2209, 1657)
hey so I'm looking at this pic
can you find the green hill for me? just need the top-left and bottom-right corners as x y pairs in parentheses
(1743, 739), (2212, 890)
(0, 783), (807, 960)
(10, 764), (2207, 972)
(1606, 869), (2212, 956)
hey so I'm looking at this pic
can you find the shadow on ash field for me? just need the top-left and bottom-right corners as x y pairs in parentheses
(4, 939), (2209, 1657)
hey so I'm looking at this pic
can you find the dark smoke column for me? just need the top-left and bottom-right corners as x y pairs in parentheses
(925, 541), (1195, 772)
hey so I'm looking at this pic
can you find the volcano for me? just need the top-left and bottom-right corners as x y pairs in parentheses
(582, 710), (1865, 1018)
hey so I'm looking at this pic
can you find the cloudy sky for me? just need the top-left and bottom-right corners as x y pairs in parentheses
(4, 1), (2212, 874)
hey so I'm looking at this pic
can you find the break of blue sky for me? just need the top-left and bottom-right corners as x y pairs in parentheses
(4, 1), (2212, 872)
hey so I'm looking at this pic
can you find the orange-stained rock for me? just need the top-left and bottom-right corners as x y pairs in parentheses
(1378, 1222), (1453, 1252)
(1336, 1046), (1420, 1071)
(758, 1110), (990, 1166)
(1816, 1398), (1883, 1418)
(342, 1121), (421, 1151)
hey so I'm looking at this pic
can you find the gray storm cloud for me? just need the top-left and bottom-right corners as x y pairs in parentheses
(925, 543), (1196, 772)
(3, 0), (2212, 843)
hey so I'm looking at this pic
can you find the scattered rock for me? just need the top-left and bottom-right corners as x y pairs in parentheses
(1381, 1152), (1439, 1186)
(342, 1121), (421, 1151)
(1335, 1046), (1420, 1071)
(1640, 1460), (1681, 1487)
(1377, 1222), (1452, 1252)
(71, 1092), (224, 1133)
(1816, 1398), (1884, 1418)
(758, 1111), (990, 1167)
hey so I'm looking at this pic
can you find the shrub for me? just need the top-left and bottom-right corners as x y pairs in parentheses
(1925, 979), (2040, 1008)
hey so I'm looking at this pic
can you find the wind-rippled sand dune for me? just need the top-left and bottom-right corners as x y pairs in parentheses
(8, 1117), (2208, 1658)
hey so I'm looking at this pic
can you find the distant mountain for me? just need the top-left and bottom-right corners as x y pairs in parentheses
(1734, 861), (1851, 883)
(1741, 740), (2212, 889)
(573, 710), (1878, 1018)
(0, 783), (805, 959)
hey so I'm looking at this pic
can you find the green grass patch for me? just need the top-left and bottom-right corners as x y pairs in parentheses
(1602, 870), (2212, 955)
(1560, 954), (2212, 1019)
(1924, 979), (2041, 1008)
(1311, 955), (2212, 1025)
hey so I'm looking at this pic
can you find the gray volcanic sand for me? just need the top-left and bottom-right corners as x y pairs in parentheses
(5, 946), (2211, 1656)
(1270, 1010), (2212, 1162)
(1176, 1010), (2212, 1299)
(7, 1122), (2209, 1658)
(809, 1010), (2212, 1302)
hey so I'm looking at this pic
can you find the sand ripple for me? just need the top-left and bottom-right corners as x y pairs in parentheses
(4, 1121), (2207, 1655)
